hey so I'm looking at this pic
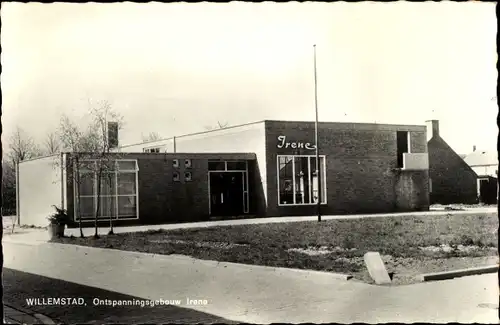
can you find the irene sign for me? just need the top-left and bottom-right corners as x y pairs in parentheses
(276, 135), (316, 150)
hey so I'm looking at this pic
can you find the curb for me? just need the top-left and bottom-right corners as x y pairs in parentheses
(419, 265), (499, 282)
(48, 243), (354, 281)
(166, 253), (354, 281)
(4, 303), (56, 324)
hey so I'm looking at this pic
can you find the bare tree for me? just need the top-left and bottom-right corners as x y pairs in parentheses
(8, 127), (41, 164)
(2, 160), (17, 234)
(89, 100), (124, 237)
(204, 121), (229, 131)
(141, 132), (163, 143)
(57, 100), (124, 238)
(57, 115), (89, 237)
(7, 127), (42, 233)
(43, 131), (61, 155)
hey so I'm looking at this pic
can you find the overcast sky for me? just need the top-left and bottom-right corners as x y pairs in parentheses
(2, 2), (497, 154)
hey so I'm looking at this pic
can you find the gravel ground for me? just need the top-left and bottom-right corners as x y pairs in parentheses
(355, 255), (498, 285)
(291, 245), (498, 285)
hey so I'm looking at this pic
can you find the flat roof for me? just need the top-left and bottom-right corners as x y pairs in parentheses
(120, 119), (426, 149)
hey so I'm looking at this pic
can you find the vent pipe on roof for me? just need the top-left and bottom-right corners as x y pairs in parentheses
(473, 145), (476, 152)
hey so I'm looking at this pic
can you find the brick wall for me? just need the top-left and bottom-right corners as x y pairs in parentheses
(137, 155), (210, 223)
(65, 152), (256, 227)
(119, 122), (268, 216)
(428, 137), (478, 204)
(264, 121), (429, 216)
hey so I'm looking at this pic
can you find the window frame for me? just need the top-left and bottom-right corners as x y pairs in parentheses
(207, 160), (250, 214)
(276, 155), (327, 206)
(73, 159), (140, 221)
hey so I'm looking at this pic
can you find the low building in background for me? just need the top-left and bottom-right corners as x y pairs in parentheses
(426, 120), (478, 205)
(463, 148), (498, 204)
(17, 119), (432, 227)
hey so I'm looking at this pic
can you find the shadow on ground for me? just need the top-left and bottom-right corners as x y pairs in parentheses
(3, 268), (237, 324)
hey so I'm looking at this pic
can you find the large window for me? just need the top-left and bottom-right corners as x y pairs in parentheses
(277, 155), (326, 205)
(75, 160), (139, 220)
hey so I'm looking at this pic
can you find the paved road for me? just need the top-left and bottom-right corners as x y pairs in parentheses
(3, 241), (498, 323)
(3, 267), (235, 324)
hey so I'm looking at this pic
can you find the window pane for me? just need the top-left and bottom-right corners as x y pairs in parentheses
(320, 157), (326, 202)
(293, 157), (306, 204)
(242, 172), (248, 192)
(278, 156), (294, 204)
(79, 161), (95, 171)
(243, 193), (248, 213)
(117, 173), (136, 195)
(312, 176), (319, 203)
(311, 157), (326, 204)
(100, 173), (116, 196)
(98, 160), (116, 172)
(208, 161), (225, 171)
(118, 196), (136, 217)
(226, 161), (246, 170)
(301, 157), (312, 204)
(98, 196), (116, 218)
(78, 173), (95, 196)
(117, 161), (136, 171)
(77, 196), (95, 219)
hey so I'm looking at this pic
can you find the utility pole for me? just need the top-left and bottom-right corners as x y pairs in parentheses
(314, 44), (321, 222)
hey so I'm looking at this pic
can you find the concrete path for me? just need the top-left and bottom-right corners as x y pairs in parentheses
(3, 241), (498, 323)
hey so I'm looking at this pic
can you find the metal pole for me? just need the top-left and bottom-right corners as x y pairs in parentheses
(314, 44), (321, 222)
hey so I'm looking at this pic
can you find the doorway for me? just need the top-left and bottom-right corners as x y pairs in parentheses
(209, 172), (245, 216)
(478, 177), (498, 204)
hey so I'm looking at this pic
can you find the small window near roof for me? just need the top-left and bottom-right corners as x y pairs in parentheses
(208, 161), (225, 171)
(173, 159), (179, 168)
(185, 172), (192, 182)
(117, 161), (136, 171)
(227, 161), (247, 170)
(173, 172), (180, 182)
(185, 159), (192, 168)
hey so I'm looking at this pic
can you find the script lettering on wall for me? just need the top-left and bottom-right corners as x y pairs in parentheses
(276, 135), (316, 150)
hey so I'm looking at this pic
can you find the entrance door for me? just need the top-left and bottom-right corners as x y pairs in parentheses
(479, 178), (498, 204)
(209, 172), (244, 216)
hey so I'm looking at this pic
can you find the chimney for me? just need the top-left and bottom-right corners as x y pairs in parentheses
(107, 121), (119, 149)
(473, 145), (476, 152)
(425, 120), (439, 142)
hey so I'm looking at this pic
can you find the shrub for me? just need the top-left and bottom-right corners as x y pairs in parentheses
(47, 205), (69, 226)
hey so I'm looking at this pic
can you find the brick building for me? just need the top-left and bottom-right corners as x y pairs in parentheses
(426, 120), (478, 204)
(463, 148), (497, 204)
(17, 120), (431, 227)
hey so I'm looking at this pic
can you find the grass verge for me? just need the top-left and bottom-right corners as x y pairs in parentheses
(53, 212), (499, 285)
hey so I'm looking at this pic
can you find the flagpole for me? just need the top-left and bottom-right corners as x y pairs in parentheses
(314, 44), (321, 222)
